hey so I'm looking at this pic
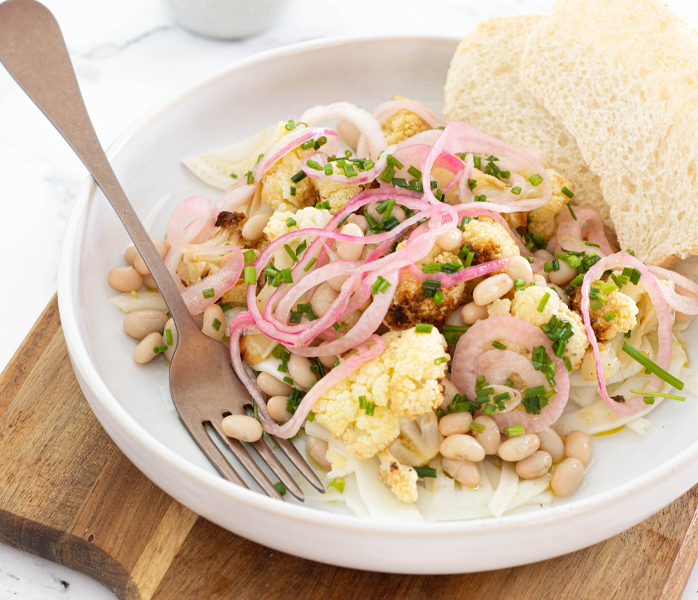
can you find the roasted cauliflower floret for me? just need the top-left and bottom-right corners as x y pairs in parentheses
(487, 298), (512, 318)
(509, 286), (588, 370)
(383, 249), (467, 330)
(378, 450), (419, 504)
(527, 169), (572, 242)
(261, 147), (317, 210)
(588, 290), (638, 343)
(312, 179), (363, 214)
(214, 211), (266, 250)
(263, 206), (332, 241)
(313, 327), (449, 460)
(461, 216), (520, 264)
(381, 95), (432, 145)
(220, 280), (248, 306)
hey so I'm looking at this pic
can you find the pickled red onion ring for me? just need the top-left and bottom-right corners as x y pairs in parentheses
(167, 196), (230, 256)
(557, 205), (613, 256)
(580, 252), (674, 416)
(406, 257), (511, 287)
(648, 266), (698, 315)
(181, 246), (244, 314)
(300, 102), (387, 161)
(450, 316), (569, 432)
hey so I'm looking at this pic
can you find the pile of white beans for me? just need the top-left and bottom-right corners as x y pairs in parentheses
(440, 379), (591, 496)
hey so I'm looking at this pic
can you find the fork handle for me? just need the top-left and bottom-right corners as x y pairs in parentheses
(0, 0), (198, 338)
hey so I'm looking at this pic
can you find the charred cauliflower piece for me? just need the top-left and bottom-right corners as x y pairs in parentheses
(509, 286), (588, 370)
(261, 147), (317, 210)
(527, 170), (572, 242)
(378, 450), (419, 504)
(215, 211), (267, 250)
(381, 95), (432, 145)
(568, 288), (638, 344)
(313, 327), (449, 460)
(384, 248), (467, 330)
(461, 216), (520, 264)
(312, 179), (363, 214)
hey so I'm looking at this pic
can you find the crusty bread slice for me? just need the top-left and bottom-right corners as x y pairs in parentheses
(520, 0), (698, 267)
(443, 15), (610, 225)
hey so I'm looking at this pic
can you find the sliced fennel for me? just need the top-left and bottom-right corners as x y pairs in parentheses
(109, 290), (168, 313)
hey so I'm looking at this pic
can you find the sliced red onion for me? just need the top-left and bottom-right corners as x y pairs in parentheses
(450, 316), (569, 433)
(580, 252), (674, 416)
(648, 266), (698, 315)
(181, 246), (244, 314)
(167, 196), (230, 255)
(212, 182), (256, 215)
(406, 257), (511, 286)
(300, 102), (387, 160)
(372, 99), (444, 129)
(394, 129), (444, 149)
(557, 205), (613, 256)
(252, 127), (338, 183)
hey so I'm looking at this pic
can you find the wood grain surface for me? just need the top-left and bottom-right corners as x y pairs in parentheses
(1, 295), (698, 600)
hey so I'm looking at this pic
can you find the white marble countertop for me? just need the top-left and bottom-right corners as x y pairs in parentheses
(1, 0), (698, 597)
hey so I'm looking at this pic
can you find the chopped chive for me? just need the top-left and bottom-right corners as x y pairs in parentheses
(153, 344), (168, 354)
(443, 325), (469, 333)
(415, 324), (433, 334)
(229, 172), (238, 179)
(544, 260), (560, 273)
(244, 266), (257, 285)
(590, 299), (604, 311)
(511, 186), (522, 195)
(528, 174), (543, 186)
(561, 186), (574, 199)
(643, 396), (655, 405)
(358, 395), (367, 409)
(435, 357), (448, 365)
(243, 249), (256, 263)
(295, 240), (307, 256)
(414, 466), (437, 478)
(212, 318), (221, 331)
(470, 422), (485, 433)
(514, 278), (526, 290)
(622, 342), (684, 389)
(629, 269), (642, 286)
(603, 311), (616, 321)
(274, 482), (287, 496)
(504, 425), (525, 437)
(570, 274), (585, 286)
(483, 403), (496, 416)
(281, 268), (293, 284)
(284, 244), (298, 263)
(165, 328), (173, 345)
(371, 276), (391, 294)
(304, 257), (317, 272)
(629, 389), (685, 401)
(407, 166), (422, 179)
(285, 217), (297, 228)
(306, 411), (315, 422)
(290, 171), (307, 184)
(537, 292), (550, 312)
(289, 311), (302, 324)
(468, 178), (478, 191)
(433, 291), (444, 305)
(365, 402), (376, 416)
(283, 376), (294, 385)
(492, 341), (506, 350)
(246, 171), (255, 184)
(202, 288), (215, 299)
(473, 156), (481, 170)
(563, 356), (572, 371)
(306, 159), (321, 170)
(493, 392), (510, 402)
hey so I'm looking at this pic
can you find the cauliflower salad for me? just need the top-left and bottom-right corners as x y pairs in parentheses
(107, 98), (698, 522)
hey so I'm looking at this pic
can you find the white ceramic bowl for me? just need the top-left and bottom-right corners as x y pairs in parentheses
(57, 36), (698, 574)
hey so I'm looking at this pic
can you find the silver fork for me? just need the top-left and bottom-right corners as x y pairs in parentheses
(0, 0), (323, 500)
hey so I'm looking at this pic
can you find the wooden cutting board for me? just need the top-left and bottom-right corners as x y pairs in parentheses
(2, 296), (698, 600)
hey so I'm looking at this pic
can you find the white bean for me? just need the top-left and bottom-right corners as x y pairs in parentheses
(440, 434), (486, 463)
(163, 318), (177, 362)
(497, 433), (540, 462)
(564, 430), (592, 465)
(549, 260), (577, 285)
(337, 119), (361, 149)
(336, 223), (365, 261)
(537, 428), (564, 463)
(133, 240), (167, 275)
(461, 301), (488, 325)
(472, 416), (500, 455)
(241, 213), (270, 241)
(122, 309), (168, 340)
(310, 282), (339, 318)
(192, 312), (204, 330)
(328, 273), (349, 292)
(108, 266), (143, 293)
(318, 341), (339, 369)
(551, 457), (585, 497)
(438, 412), (472, 436)
(124, 245), (138, 265)
(445, 307), (466, 328)
(143, 274), (157, 289)
(202, 304), (225, 342)
(505, 255), (533, 285)
(533, 249), (555, 261)
(257, 372), (292, 397)
(533, 273), (548, 286)
(306, 436), (331, 469)
(267, 395), (292, 423)
(442, 458), (480, 488)
(472, 274), (514, 306)
(347, 214), (369, 232)
(515, 451), (553, 479)
(221, 414), (263, 443)
(287, 353), (316, 389)
(133, 332), (163, 364)
(436, 228), (462, 252)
